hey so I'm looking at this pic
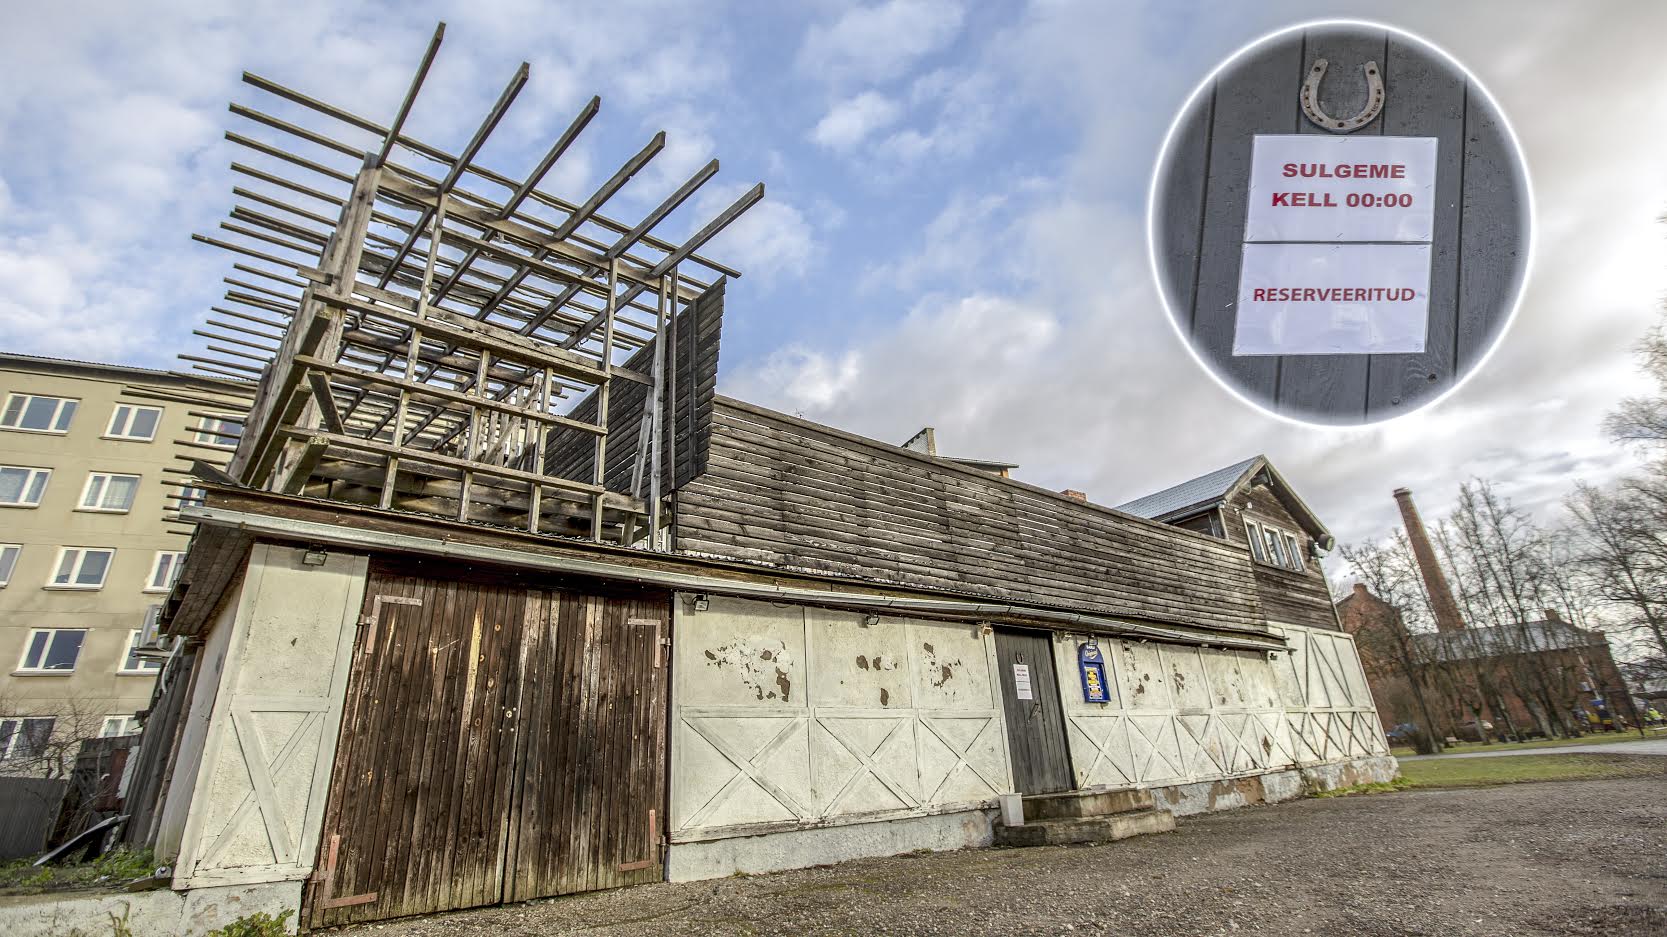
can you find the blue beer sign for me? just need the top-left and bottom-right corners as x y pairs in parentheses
(1079, 641), (1110, 704)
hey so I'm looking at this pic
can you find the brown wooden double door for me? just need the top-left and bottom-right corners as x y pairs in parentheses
(305, 560), (670, 927)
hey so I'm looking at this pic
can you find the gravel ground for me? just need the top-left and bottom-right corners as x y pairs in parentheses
(335, 771), (1667, 937)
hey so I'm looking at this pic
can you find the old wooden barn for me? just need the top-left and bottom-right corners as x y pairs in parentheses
(111, 26), (1393, 932)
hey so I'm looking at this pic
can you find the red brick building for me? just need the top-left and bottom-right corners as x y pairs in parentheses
(1337, 583), (1635, 739)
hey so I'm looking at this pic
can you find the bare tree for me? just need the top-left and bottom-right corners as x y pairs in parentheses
(1338, 533), (1448, 753)
(0, 692), (114, 781)
(1566, 477), (1667, 688)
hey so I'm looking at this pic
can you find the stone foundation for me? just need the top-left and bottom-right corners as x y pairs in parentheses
(1156, 755), (1401, 816)
(0, 880), (301, 937)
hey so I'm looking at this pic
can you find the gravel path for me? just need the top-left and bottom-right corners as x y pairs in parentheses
(335, 771), (1667, 937)
(1398, 738), (1667, 760)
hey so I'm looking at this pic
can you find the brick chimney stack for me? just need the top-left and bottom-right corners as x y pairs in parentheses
(1392, 487), (1466, 633)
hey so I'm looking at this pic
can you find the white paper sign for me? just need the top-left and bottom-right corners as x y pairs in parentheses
(1244, 135), (1438, 243)
(1012, 664), (1033, 700)
(1234, 242), (1431, 355)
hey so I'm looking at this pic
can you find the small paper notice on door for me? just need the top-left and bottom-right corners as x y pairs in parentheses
(1013, 664), (1033, 700)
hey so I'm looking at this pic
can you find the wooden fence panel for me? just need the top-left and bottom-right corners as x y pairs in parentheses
(0, 778), (68, 860)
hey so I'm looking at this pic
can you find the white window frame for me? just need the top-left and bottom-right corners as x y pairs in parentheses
(0, 717), (56, 760)
(16, 628), (87, 674)
(119, 629), (163, 675)
(0, 543), (19, 587)
(1243, 519), (1266, 563)
(1244, 518), (1306, 572)
(100, 715), (141, 738)
(195, 415), (242, 449)
(77, 472), (142, 513)
(105, 404), (164, 442)
(145, 550), (186, 593)
(0, 466), (51, 507)
(0, 393), (78, 435)
(47, 547), (115, 590)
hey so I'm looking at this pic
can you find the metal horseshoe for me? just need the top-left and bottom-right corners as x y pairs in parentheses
(1300, 58), (1384, 133)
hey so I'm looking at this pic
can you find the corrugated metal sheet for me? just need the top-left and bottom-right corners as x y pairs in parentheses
(1114, 456), (1261, 521)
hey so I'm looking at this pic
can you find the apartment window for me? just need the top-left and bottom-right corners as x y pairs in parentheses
(106, 405), (163, 441)
(0, 544), (19, 586)
(0, 718), (55, 760)
(78, 472), (141, 513)
(0, 466), (51, 507)
(120, 629), (163, 674)
(146, 551), (186, 593)
(48, 547), (114, 589)
(17, 629), (87, 673)
(195, 415), (243, 448)
(100, 715), (141, 738)
(0, 394), (77, 434)
(1244, 518), (1306, 572)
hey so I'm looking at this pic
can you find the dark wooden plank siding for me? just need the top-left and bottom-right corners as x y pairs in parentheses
(1276, 28), (1381, 417)
(1156, 26), (1528, 423)
(1368, 34), (1466, 419)
(307, 559), (670, 927)
(676, 398), (1270, 636)
(542, 279), (725, 494)
(1222, 486), (1339, 631)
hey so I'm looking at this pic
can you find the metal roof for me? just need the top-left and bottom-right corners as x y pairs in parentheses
(1114, 456), (1262, 521)
(1413, 620), (1606, 663)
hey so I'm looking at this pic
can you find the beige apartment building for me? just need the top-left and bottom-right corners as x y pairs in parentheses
(0, 354), (241, 775)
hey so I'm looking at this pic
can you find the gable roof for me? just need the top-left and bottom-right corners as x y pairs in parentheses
(1115, 455), (1333, 546)
(1115, 456), (1261, 522)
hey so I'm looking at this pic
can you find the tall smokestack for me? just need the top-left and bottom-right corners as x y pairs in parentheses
(1393, 487), (1466, 633)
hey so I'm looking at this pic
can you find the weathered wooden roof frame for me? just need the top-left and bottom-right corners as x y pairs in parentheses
(170, 22), (761, 548)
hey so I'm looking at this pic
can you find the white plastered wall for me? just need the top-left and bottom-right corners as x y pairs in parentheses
(168, 543), (368, 891)
(669, 594), (1014, 843)
(1052, 621), (1390, 791)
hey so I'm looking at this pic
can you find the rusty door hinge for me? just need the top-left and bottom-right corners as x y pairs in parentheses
(312, 833), (379, 909)
(616, 809), (658, 872)
(359, 594), (423, 652)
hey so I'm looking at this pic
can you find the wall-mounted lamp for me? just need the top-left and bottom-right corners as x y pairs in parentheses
(302, 548), (329, 566)
(692, 593), (710, 612)
(862, 613), (880, 627)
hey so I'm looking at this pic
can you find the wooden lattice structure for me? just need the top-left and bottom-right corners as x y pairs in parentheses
(169, 23), (758, 547)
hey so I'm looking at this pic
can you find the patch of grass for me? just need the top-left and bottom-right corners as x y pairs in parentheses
(0, 846), (156, 896)
(1312, 778), (1412, 798)
(204, 909), (294, 937)
(1398, 754), (1665, 789)
(1388, 727), (1667, 758)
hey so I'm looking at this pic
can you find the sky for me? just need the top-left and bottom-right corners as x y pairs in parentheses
(2, 0), (1665, 563)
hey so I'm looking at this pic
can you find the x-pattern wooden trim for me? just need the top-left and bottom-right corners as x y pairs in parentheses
(683, 716), (809, 828)
(918, 716), (1006, 801)
(817, 716), (919, 816)
(216, 709), (317, 866)
(1127, 715), (1184, 781)
(1064, 715), (1134, 787)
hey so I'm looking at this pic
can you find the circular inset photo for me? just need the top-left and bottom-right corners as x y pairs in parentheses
(1148, 20), (1532, 426)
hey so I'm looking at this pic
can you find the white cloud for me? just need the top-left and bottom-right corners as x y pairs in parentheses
(809, 91), (903, 151)
(797, 0), (966, 84)
(691, 183), (819, 285)
(729, 0), (1667, 554)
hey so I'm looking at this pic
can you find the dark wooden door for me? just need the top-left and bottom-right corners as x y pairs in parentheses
(994, 628), (1074, 794)
(305, 562), (669, 927)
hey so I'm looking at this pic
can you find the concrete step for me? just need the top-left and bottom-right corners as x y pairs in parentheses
(993, 807), (1176, 848)
(1022, 788), (1153, 821)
